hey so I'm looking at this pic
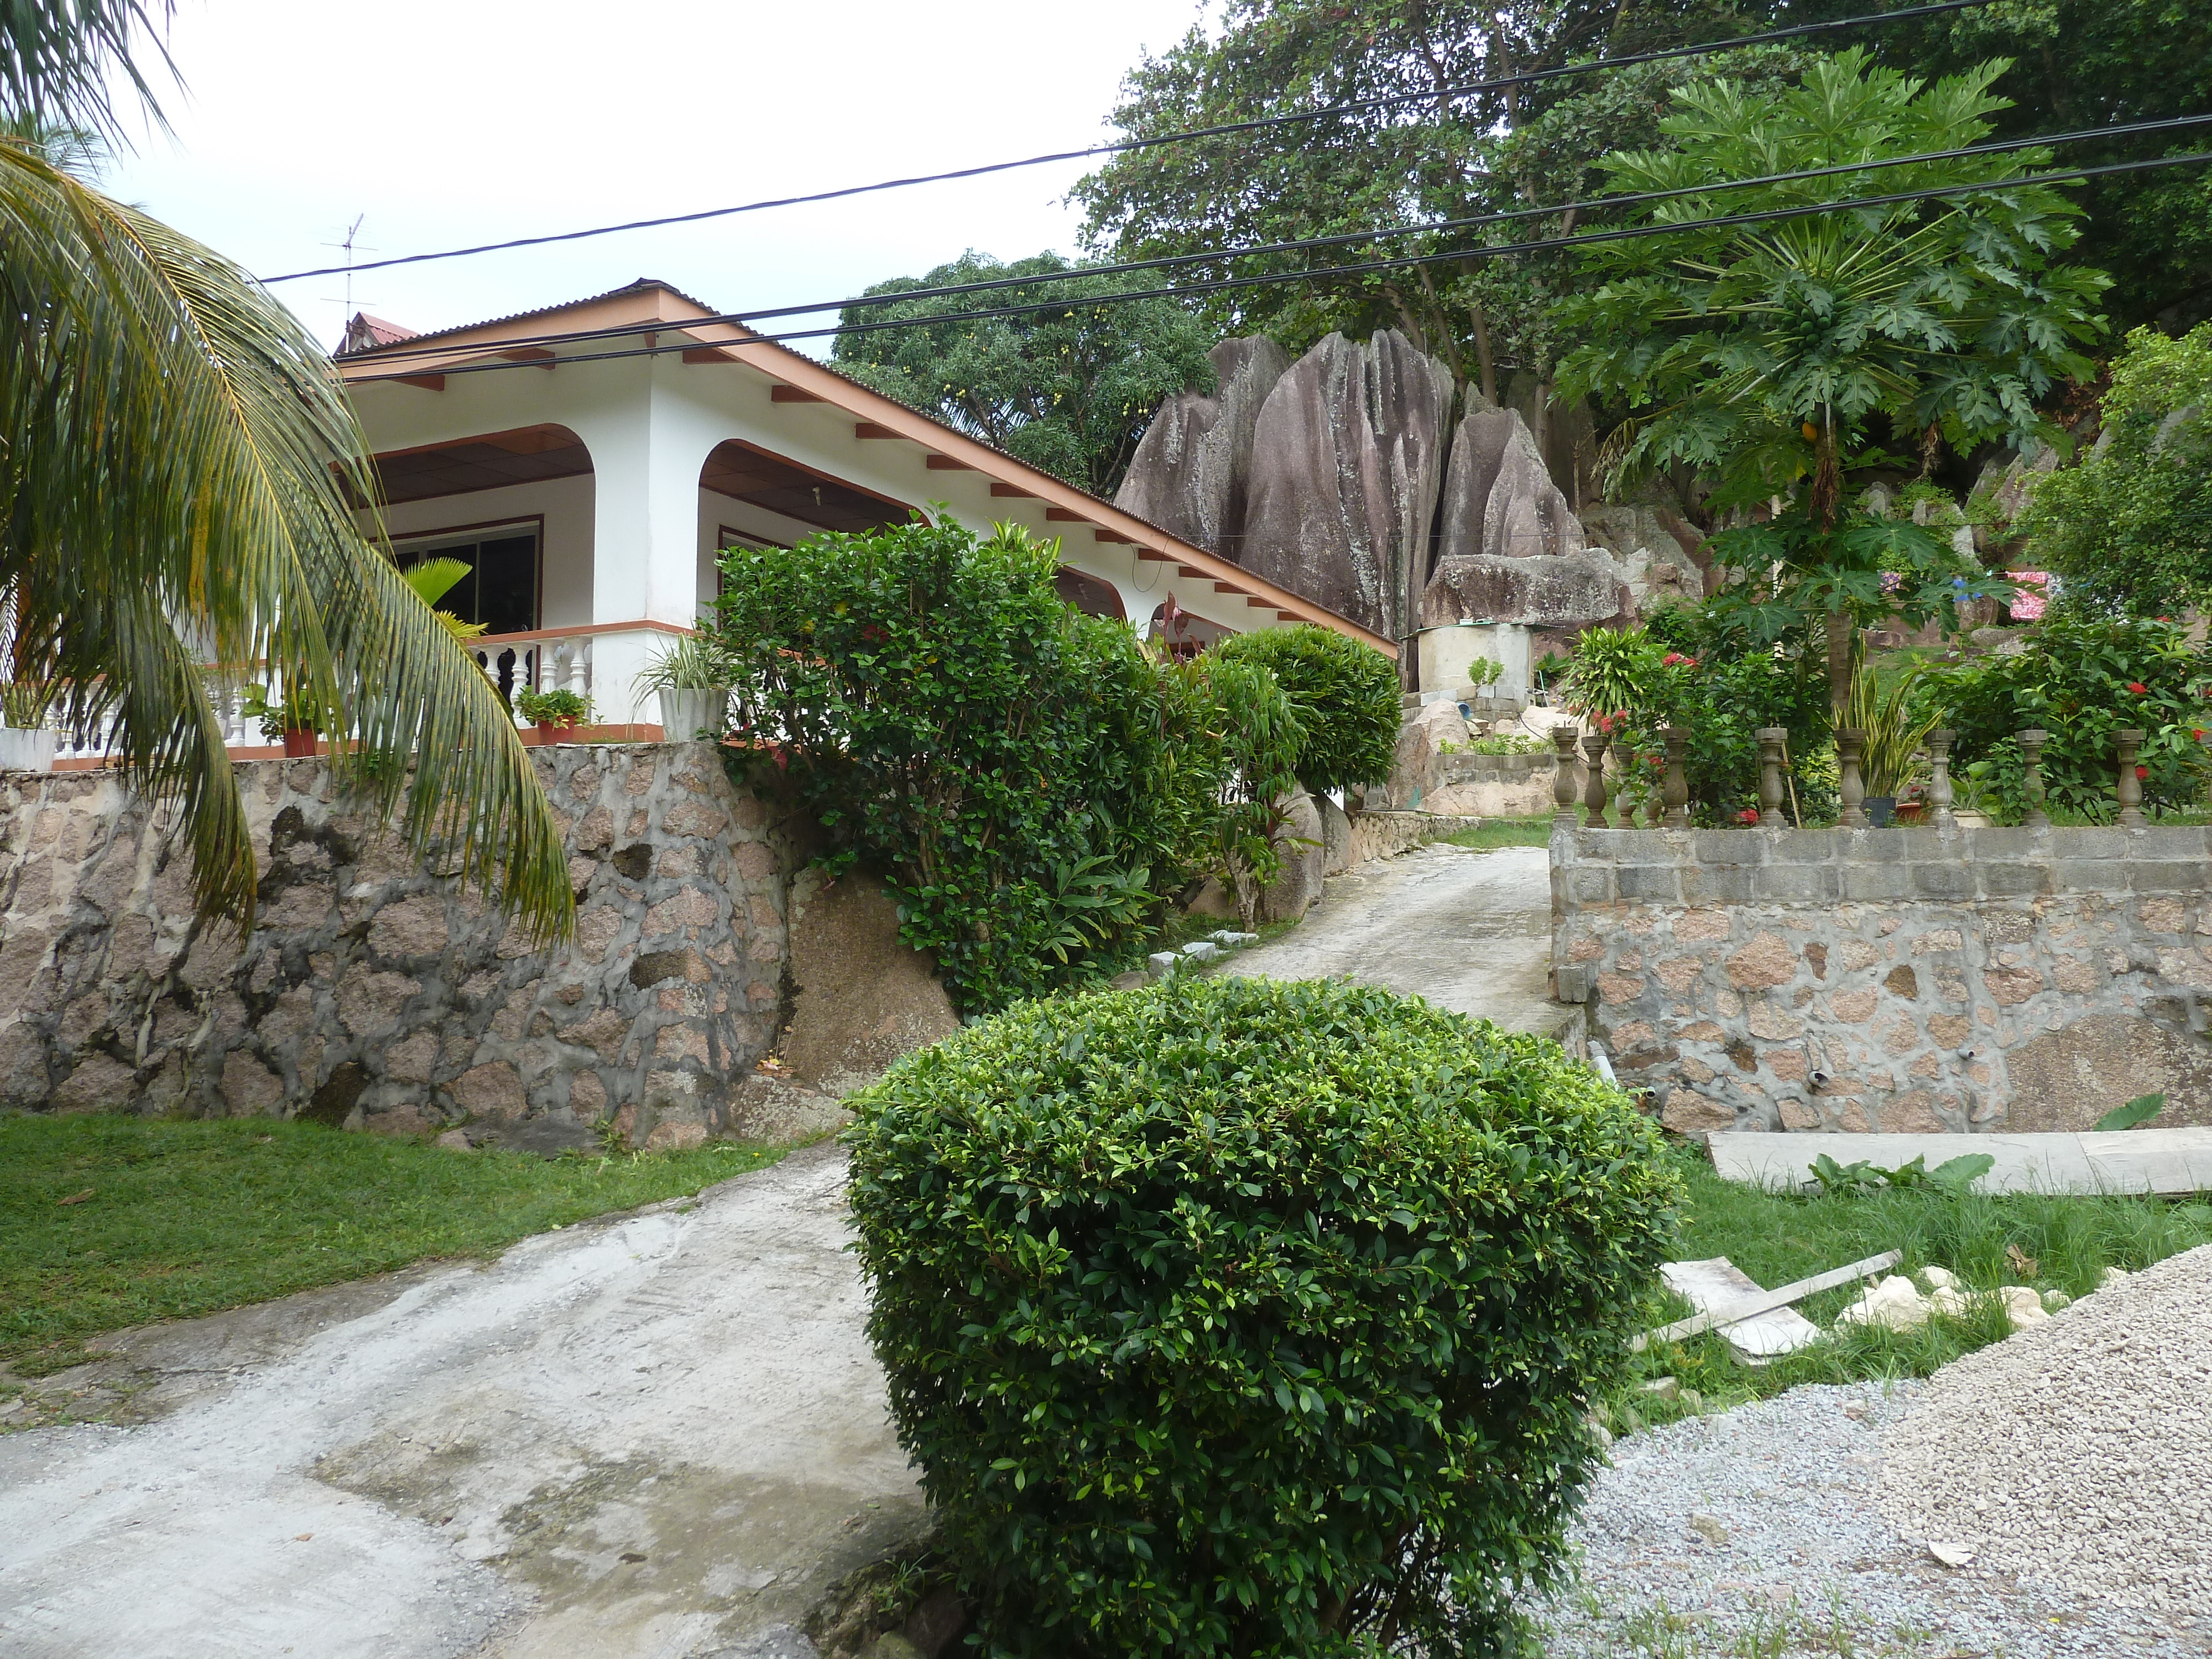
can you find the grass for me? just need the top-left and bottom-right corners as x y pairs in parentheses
(1438, 811), (1559, 851)
(1599, 1144), (2212, 1434)
(0, 1113), (786, 1376)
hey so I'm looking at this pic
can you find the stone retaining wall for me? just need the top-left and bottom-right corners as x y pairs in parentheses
(0, 744), (796, 1150)
(1551, 825), (2212, 1136)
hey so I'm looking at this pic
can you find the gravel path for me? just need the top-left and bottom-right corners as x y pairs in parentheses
(1881, 1244), (2212, 1621)
(1533, 1373), (2212, 1657)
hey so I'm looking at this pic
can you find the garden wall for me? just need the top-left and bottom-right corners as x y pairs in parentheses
(1551, 825), (2212, 1136)
(0, 744), (797, 1150)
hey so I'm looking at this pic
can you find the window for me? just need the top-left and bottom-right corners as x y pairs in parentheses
(394, 526), (539, 635)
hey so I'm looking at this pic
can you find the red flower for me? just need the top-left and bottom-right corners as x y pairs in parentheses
(1736, 807), (1760, 824)
(2128, 682), (2149, 694)
(2195, 729), (2206, 742)
(2137, 765), (2151, 780)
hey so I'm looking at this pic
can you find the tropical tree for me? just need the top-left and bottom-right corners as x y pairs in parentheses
(1792, 0), (2212, 331)
(1072, 0), (1809, 416)
(830, 250), (1217, 497)
(1, 1), (570, 938)
(2021, 323), (2212, 615)
(1555, 50), (2109, 705)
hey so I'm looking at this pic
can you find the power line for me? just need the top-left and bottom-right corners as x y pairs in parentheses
(337, 148), (2212, 390)
(262, 0), (2002, 286)
(337, 113), (2212, 374)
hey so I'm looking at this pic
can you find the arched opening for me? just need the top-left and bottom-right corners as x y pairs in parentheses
(1056, 567), (1128, 622)
(363, 423), (598, 706)
(699, 439), (914, 534)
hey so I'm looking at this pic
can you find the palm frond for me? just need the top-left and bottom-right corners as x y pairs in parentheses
(0, 142), (572, 942)
(0, 0), (176, 139)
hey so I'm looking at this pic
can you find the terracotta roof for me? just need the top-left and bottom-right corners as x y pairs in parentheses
(341, 312), (421, 354)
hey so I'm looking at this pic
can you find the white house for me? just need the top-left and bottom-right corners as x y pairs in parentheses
(332, 279), (1392, 733)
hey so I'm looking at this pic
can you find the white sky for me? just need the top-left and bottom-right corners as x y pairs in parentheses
(102, 0), (1214, 352)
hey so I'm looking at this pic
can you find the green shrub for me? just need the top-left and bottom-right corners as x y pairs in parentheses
(1562, 612), (1829, 822)
(1211, 624), (1400, 796)
(846, 977), (1682, 1658)
(2023, 323), (2212, 615)
(712, 518), (1220, 1010)
(1920, 612), (2212, 820)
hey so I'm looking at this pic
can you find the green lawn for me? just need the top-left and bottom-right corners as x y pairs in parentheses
(0, 1114), (785, 1376)
(1605, 1145), (2212, 1432)
(1437, 812), (1558, 851)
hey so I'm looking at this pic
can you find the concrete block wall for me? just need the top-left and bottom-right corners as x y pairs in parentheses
(1551, 825), (2212, 1136)
(0, 744), (797, 1149)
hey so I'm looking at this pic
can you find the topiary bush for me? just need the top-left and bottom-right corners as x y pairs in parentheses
(1210, 624), (1400, 797)
(846, 977), (1682, 1658)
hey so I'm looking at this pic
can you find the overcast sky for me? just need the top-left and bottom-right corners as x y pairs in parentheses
(102, 0), (1214, 352)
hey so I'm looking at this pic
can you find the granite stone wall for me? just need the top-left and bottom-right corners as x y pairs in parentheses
(0, 744), (797, 1150)
(1551, 825), (2212, 1136)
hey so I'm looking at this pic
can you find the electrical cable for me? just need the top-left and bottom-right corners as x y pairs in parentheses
(341, 149), (2212, 386)
(262, 0), (2003, 285)
(339, 147), (2212, 389)
(336, 124), (2212, 377)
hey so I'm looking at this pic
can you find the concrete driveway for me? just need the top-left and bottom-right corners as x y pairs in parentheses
(0, 1144), (922, 1659)
(1229, 843), (1566, 1036)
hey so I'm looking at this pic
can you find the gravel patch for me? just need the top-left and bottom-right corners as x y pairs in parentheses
(1881, 1243), (2212, 1621)
(1530, 1377), (2211, 1657)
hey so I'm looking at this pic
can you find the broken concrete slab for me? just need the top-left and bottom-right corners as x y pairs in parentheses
(1708, 1129), (2212, 1197)
(1661, 1258), (1824, 1362)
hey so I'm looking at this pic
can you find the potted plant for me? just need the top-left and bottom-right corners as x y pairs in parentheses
(515, 686), (593, 744)
(634, 631), (729, 742)
(241, 683), (320, 757)
(1843, 658), (1934, 827)
(0, 681), (57, 773)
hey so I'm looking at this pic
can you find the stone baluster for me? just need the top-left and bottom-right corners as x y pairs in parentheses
(2019, 728), (2050, 829)
(1613, 754), (1635, 826)
(1550, 727), (1582, 817)
(1927, 728), (1956, 830)
(2116, 728), (2147, 828)
(1755, 727), (1788, 826)
(1581, 729), (1611, 828)
(1838, 728), (1868, 827)
(1662, 727), (1692, 828)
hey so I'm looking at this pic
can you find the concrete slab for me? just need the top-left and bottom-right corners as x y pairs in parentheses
(0, 1144), (924, 1659)
(1660, 1258), (1823, 1361)
(1709, 1129), (2212, 1197)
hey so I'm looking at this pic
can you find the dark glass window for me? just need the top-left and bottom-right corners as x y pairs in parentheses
(395, 530), (538, 635)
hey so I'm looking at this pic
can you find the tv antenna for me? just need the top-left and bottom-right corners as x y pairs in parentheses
(322, 215), (373, 317)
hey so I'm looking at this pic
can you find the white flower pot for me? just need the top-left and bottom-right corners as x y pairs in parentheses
(656, 686), (729, 742)
(0, 727), (58, 773)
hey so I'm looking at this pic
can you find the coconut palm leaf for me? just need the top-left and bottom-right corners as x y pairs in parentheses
(0, 135), (571, 941)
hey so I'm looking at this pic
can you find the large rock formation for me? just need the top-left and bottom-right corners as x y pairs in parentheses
(1238, 330), (1454, 641)
(1114, 336), (1291, 550)
(1422, 404), (1632, 630)
(1437, 404), (1586, 564)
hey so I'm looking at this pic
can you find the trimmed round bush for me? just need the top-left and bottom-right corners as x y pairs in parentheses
(1211, 625), (1400, 796)
(846, 977), (1681, 1658)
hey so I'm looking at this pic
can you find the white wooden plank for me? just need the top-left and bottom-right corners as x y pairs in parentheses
(1637, 1249), (1900, 1353)
(1660, 1258), (1822, 1361)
